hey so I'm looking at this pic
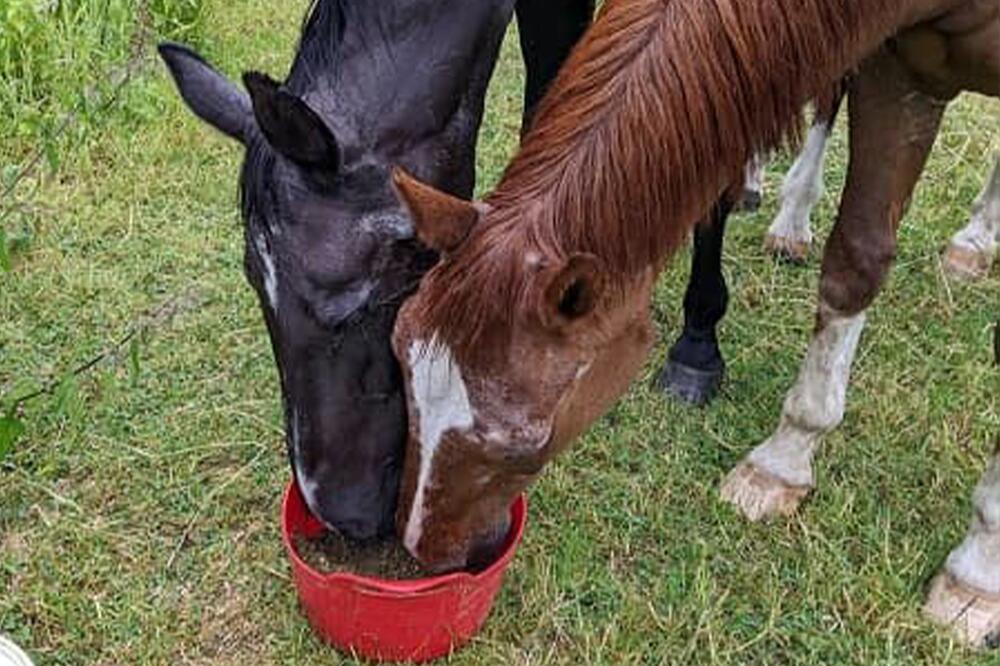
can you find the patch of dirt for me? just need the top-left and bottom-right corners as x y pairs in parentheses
(2, 530), (30, 561)
(293, 532), (427, 580)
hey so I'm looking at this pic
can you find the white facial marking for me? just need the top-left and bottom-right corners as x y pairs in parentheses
(767, 121), (830, 244)
(403, 338), (474, 553)
(289, 408), (321, 520)
(745, 307), (866, 487)
(254, 233), (279, 311)
(945, 454), (1000, 596)
(949, 155), (1000, 255)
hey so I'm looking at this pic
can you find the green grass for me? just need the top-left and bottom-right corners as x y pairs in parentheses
(1, 1), (998, 663)
(0, 0), (205, 175)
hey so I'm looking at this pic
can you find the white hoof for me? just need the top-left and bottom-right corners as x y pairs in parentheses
(924, 572), (1000, 649)
(763, 233), (811, 264)
(942, 243), (993, 281)
(719, 460), (811, 522)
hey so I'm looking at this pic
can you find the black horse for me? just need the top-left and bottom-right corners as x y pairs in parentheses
(657, 90), (847, 406)
(159, 0), (595, 541)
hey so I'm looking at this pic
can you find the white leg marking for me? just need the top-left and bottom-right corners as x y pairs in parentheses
(721, 307), (866, 520)
(944, 154), (999, 280)
(254, 233), (279, 311)
(765, 122), (830, 258)
(924, 453), (1000, 647)
(945, 455), (1000, 597)
(403, 339), (474, 553)
(289, 408), (321, 520)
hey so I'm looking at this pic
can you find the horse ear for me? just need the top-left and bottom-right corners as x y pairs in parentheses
(242, 71), (340, 171)
(158, 42), (252, 143)
(539, 253), (604, 329)
(391, 168), (482, 252)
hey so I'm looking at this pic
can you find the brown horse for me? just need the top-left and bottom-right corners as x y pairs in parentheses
(391, 0), (999, 645)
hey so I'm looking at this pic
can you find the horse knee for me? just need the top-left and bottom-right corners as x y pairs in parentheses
(819, 228), (897, 313)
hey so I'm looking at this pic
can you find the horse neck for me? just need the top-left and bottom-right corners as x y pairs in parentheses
(285, 0), (512, 99)
(489, 0), (909, 280)
(283, 0), (512, 176)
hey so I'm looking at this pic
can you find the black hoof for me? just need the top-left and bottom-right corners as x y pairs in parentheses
(656, 360), (724, 406)
(734, 189), (762, 213)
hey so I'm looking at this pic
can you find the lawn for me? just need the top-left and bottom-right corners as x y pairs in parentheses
(1, 1), (998, 664)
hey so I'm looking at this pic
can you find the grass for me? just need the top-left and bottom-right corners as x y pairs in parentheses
(1, 0), (998, 663)
(0, 0), (205, 177)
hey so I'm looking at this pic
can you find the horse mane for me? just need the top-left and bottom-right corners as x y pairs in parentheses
(285, 0), (349, 92)
(240, 0), (348, 231)
(420, 0), (902, 359)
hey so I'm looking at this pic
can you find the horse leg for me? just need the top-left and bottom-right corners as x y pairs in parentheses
(515, 0), (595, 129)
(924, 453), (1000, 648)
(721, 49), (947, 520)
(943, 153), (999, 280)
(736, 155), (766, 213)
(764, 90), (845, 263)
(657, 199), (732, 405)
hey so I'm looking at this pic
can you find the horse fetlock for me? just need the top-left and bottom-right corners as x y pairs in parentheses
(944, 458), (1000, 596)
(782, 392), (846, 435)
(924, 572), (1000, 649)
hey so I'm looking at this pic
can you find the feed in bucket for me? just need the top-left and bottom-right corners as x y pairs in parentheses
(281, 481), (527, 663)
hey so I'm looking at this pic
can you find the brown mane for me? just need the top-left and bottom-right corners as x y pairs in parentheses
(421, 0), (904, 359)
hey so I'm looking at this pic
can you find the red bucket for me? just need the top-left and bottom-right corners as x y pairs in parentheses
(280, 481), (527, 663)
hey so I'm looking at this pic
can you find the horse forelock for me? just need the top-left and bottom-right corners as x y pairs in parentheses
(415, 0), (904, 363)
(239, 133), (277, 235)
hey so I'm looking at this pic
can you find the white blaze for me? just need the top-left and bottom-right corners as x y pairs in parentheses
(254, 233), (279, 311)
(289, 408), (321, 520)
(403, 338), (474, 552)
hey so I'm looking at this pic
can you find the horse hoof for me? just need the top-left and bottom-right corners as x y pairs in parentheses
(656, 360), (723, 406)
(924, 572), (1000, 649)
(735, 188), (762, 213)
(763, 233), (810, 264)
(719, 460), (810, 521)
(942, 243), (993, 281)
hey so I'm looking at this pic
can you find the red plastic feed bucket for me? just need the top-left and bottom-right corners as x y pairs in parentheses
(281, 481), (527, 663)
